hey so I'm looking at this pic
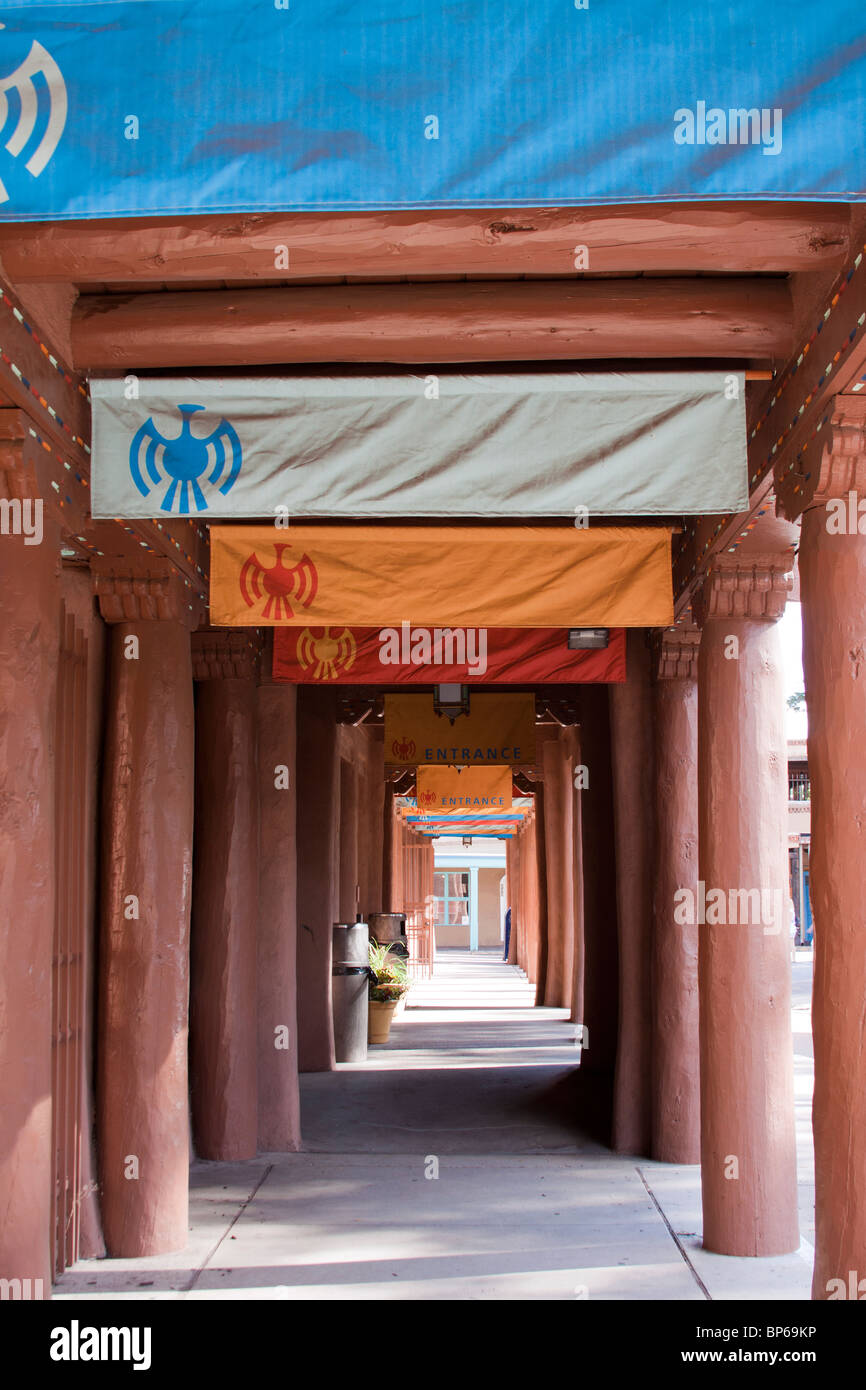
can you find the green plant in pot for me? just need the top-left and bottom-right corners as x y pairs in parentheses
(368, 942), (411, 1044)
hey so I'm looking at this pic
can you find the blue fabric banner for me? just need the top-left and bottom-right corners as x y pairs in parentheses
(0, 2), (863, 220)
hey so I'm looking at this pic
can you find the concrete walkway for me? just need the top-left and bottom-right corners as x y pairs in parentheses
(54, 949), (815, 1301)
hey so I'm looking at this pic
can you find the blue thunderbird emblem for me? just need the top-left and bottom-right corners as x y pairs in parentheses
(129, 403), (242, 513)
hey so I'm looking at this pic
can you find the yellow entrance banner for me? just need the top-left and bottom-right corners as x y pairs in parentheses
(385, 693), (535, 767)
(209, 525), (673, 628)
(415, 765), (513, 814)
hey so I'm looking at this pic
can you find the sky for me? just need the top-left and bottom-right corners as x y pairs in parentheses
(780, 601), (807, 741)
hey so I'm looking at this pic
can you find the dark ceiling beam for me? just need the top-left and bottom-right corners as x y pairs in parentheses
(72, 277), (793, 370)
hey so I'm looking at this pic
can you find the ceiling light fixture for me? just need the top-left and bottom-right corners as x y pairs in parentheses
(434, 683), (470, 720)
(567, 628), (609, 650)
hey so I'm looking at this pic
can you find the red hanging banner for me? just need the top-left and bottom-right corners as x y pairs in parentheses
(273, 625), (625, 684)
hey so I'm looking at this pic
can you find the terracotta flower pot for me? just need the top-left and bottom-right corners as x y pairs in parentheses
(368, 998), (399, 1044)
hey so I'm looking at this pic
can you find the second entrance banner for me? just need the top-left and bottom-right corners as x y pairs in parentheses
(415, 766), (513, 814)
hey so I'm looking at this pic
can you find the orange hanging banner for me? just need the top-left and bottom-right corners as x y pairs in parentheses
(385, 693), (535, 767)
(209, 524), (673, 628)
(415, 765), (513, 813)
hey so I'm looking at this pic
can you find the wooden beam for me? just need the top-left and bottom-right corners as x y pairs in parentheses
(0, 205), (848, 283)
(72, 277), (793, 369)
(672, 229), (866, 612)
(0, 278), (209, 592)
(0, 274), (90, 473)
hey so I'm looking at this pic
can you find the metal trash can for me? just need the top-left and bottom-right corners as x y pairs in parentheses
(367, 911), (409, 962)
(332, 922), (370, 1063)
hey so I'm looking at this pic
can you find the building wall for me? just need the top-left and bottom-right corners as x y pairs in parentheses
(478, 867), (505, 946)
(436, 915), (470, 948)
(433, 862), (505, 948)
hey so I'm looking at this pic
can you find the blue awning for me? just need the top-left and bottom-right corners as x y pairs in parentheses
(0, 2), (863, 220)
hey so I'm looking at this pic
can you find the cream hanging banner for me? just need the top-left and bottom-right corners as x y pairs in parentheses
(90, 373), (747, 520)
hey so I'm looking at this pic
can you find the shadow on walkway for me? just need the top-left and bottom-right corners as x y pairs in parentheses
(300, 948), (612, 1155)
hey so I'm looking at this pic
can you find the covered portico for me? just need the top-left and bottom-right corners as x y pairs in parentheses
(0, 3), (865, 1310)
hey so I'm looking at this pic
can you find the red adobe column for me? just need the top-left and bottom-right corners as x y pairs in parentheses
(521, 817), (534, 981)
(694, 555), (798, 1256)
(574, 684), (618, 1075)
(777, 398), (866, 1294)
(519, 812), (539, 985)
(382, 780), (398, 912)
(0, 441), (60, 1293)
(356, 726), (384, 917)
(510, 828), (523, 972)
(572, 722), (586, 1028)
(505, 838), (517, 963)
(561, 727), (579, 1005)
(189, 633), (259, 1160)
(92, 560), (196, 1256)
(533, 783), (549, 998)
(651, 628), (701, 1164)
(256, 669), (301, 1152)
(609, 629), (655, 1156)
(541, 730), (575, 1010)
(296, 685), (339, 1072)
(540, 733), (563, 1004)
(394, 784), (407, 909)
(338, 756), (360, 921)
(518, 821), (530, 975)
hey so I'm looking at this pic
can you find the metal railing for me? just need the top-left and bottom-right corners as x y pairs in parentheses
(405, 901), (436, 979)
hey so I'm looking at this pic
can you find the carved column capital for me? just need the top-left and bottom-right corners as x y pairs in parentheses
(776, 394), (866, 520)
(693, 553), (793, 626)
(654, 626), (701, 680)
(0, 412), (41, 502)
(191, 629), (264, 681)
(90, 556), (200, 627)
